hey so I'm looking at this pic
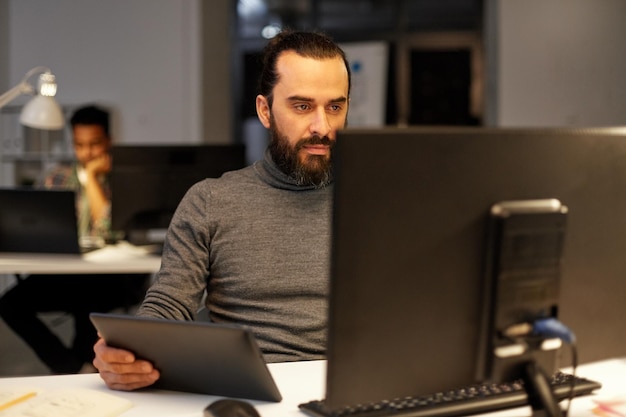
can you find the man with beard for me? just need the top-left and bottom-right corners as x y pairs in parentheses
(92, 29), (351, 391)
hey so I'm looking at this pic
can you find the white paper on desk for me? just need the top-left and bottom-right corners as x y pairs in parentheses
(0, 386), (38, 411)
(0, 387), (132, 417)
(83, 242), (159, 262)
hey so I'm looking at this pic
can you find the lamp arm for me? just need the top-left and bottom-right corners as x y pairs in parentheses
(0, 66), (53, 109)
(0, 81), (33, 108)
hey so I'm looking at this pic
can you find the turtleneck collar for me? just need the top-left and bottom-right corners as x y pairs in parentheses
(252, 149), (333, 191)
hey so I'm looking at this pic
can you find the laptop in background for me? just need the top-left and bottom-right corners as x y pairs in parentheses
(0, 188), (81, 254)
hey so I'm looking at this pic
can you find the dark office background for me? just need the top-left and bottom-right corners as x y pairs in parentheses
(2, 0), (626, 167)
(235, 0), (484, 135)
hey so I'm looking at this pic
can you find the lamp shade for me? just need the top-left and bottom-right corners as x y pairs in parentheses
(19, 95), (65, 130)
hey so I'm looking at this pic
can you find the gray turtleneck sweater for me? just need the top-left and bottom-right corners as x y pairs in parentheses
(137, 151), (332, 363)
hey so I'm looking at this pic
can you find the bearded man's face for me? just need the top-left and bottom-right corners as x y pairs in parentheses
(268, 114), (334, 188)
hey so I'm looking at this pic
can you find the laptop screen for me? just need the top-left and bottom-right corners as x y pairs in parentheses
(0, 188), (81, 254)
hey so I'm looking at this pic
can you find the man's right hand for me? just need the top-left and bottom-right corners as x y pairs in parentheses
(93, 337), (160, 391)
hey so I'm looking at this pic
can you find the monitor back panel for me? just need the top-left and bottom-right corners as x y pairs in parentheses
(325, 126), (626, 407)
(0, 188), (80, 254)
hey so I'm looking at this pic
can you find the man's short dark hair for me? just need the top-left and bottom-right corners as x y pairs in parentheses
(70, 105), (110, 137)
(257, 29), (351, 108)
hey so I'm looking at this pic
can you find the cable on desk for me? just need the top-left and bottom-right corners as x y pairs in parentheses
(532, 318), (578, 417)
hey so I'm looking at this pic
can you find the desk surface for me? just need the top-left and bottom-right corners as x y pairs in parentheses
(0, 358), (624, 417)
(0, 241), (162, 274)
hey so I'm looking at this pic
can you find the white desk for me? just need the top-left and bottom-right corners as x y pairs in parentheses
(0, 358), (624, 417)
(0, 242), (162, 275)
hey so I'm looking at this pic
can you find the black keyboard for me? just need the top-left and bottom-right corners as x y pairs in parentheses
(299, 372), (602, 417)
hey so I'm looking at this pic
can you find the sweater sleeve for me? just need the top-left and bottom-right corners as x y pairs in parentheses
(136, 181), (210, 320)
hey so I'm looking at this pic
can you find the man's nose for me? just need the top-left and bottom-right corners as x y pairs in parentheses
(310, 108), (332, 138)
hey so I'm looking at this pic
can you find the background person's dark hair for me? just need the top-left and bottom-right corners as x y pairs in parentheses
(70, 105), (111, 138)
(257, 29), (352, 108)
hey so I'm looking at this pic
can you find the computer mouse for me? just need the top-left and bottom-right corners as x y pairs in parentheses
(203, 398), (261, 417)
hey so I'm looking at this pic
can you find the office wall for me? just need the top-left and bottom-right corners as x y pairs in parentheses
(201, 1), (234, 146)
(0, 0), (7, 91)
(485, 0), (626, 127)
(2, 0), (231, 145)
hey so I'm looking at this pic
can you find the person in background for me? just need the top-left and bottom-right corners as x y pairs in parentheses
(93, 29), (351, 391)
(0, 105), (150, 375)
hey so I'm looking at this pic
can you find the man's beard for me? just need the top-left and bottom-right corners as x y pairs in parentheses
(268, 117), (334, 188)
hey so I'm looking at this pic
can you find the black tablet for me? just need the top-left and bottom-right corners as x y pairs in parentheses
(89, 313), (282, 402)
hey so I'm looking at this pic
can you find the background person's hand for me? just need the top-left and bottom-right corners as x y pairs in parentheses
(93, 337), (160, 391)
(85, 154), (112, 177)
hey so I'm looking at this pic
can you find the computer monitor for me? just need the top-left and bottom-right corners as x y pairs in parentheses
(111, 144), (247, 244)
(324, 126), (626, 409)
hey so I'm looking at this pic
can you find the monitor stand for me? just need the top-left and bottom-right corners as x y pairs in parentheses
(521, 360), (563, 417)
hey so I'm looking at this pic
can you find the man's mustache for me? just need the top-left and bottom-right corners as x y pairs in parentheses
(297, 135), (334, 149)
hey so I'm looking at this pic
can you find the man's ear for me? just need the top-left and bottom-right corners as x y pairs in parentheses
(256, 95), (271, 128)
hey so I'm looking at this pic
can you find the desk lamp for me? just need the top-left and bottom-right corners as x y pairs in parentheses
(0, 66), (64, 130)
